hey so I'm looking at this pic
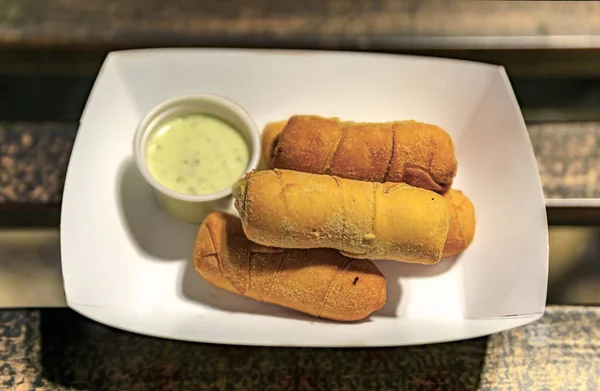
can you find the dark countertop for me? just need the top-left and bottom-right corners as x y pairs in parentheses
(1, 306), (599, 390)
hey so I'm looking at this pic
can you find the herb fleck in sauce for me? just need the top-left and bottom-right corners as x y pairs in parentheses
(146, 114), (249, 195)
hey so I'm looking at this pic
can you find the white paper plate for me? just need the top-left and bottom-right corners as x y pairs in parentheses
(60, 49), (549, 347)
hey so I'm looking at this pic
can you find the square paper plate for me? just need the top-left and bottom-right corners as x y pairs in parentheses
(61, 49), (548, 347)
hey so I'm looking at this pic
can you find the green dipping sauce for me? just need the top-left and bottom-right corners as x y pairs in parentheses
(145, 114), (250, 195)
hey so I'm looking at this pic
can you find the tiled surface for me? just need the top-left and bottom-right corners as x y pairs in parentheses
(0, 121), (599, 203)
(1, 306), (599, 390)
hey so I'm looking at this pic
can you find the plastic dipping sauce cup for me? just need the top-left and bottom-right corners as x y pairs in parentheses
(133, 94), (260, 224)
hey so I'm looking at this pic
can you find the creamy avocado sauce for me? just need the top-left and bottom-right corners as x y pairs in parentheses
(145, 114), (249, 195)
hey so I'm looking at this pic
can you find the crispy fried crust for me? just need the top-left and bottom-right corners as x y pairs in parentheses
(233, 169), (449, 264)
(194, 212), (387, 322)
(442, 190), (476, 258)
(260, 120), (288, 168)
(268, 115), (457, 192)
